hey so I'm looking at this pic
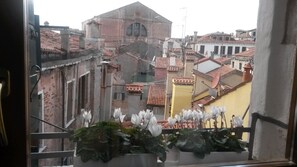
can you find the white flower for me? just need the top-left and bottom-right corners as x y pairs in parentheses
(182, 109), (192, 120)
(120, 114), (126, 123)
(138, 110), (146, 120)
(211, 106), (220, 119)
(148, 124), (162, 137)
(192, 110), (201, 122)
(83, 110), (92, 122)
(113, 108), (125, 122)
(149, 116), (157, 125)
(174, 114), (181, 122)
(131, 114), (141, 126)
(219, 106), (226, 114)
(232, 116), (243, 128)
(144, 109), (153, 120)
(113, 108), (122, 119)
(167, 117), (176, 127)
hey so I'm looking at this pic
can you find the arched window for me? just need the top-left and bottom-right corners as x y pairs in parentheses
(126, 22), (147, 37)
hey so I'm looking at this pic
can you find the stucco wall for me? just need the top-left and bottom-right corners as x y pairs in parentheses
(250, 0), (297, 161)
(171, 84), (193, 117)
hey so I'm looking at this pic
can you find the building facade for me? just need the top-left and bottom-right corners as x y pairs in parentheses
(82, 2), (172, 49)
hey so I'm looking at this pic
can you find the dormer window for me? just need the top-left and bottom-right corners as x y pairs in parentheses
(126, 22), (147, 37)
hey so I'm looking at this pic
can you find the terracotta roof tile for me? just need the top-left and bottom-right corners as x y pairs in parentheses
(40, 29), (92, 54)
(155, 57), (183, 69)
(206, 65), (235, 78)
(147, 84), (165, 106)
(215, 57), (231, 64)
(172, 77), (194, 85)
(197, 34), (255, 45)
(234, 47), (255, 57)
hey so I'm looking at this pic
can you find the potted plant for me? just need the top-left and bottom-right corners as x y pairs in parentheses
(166, 106), (248, 165)
(71, 108), (167, 167)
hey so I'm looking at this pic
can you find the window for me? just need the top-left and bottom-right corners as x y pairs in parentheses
(65, 80), (75, 127)
(235, 46), (240, 53)
(126, 22), (147, 37)
(214, 46), (219, 54)
(232, 61), (234, 68)
(227, 46), (233, 55)
(220, 46), (225, 55)
(12, 2), (294, 167)
(113, 92), (125, 100)
(242, 47), (246, 52)
(200, 45), (205, 54)
(78, 73), (90, 113)
(239, 62), (242, 70)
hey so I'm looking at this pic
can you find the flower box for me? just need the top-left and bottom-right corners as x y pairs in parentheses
(178, 150), (249, 165)
(74, 153), (158, 167)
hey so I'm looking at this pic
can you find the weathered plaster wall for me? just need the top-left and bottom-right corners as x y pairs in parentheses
(250, 0), (297, 160)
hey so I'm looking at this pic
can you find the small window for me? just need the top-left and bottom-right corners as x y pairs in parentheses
(200, 45), (205, 54)
(113, 92), (125, 100)
(232, 61), (234, 68)
(239, 63), (242, 70)
(227, 46), (233, 55)
(65, 80), (75, 127)
(78, 73), (90, 114)
(235, 46), (240, 53)
(220, 46), (225, 55)
(242, 47), (247, 52)
(214, 46), (219, 54)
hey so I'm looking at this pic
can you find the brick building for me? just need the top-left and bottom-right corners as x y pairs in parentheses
(30, 25), (103, 166)
(82, 1), (172, 49)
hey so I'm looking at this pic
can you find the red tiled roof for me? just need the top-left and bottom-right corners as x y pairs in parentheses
(193, 82), (250, 106)
(155, 57), (183, 69)
(147, 84), (165, 106)
(40, 29), (91, 54)
(172, 77), (194, 85)
(234, 47), (255, 57)
(215, 57), (231, 64)
(196, 34), (255, 45)
(40, 29), (63, 54)
(206, 65), (235, 78)
(126, 84), (143, 93)
(196, 57), (221, 65)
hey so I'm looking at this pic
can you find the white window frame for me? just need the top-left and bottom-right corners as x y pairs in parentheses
(65, 79), (76, 128)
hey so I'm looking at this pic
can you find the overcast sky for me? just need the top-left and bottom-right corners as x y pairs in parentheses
(33, 0), (259, 38)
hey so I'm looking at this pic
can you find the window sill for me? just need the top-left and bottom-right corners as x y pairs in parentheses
(177, 160), (296, 167)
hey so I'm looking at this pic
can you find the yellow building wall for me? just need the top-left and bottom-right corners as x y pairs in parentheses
(204, 82), (251, 141)
(171, 84), (193, 117)
(193, 75), (211, 96)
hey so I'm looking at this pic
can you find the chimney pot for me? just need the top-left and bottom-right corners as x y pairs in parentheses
(242, 63), (252, 82)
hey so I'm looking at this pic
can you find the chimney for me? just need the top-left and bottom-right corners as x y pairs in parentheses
(86, 20), (100, 38)
(194, 31), (197, 42)
(126, 84), (144, 115)
(242, 63), (253, 82)
(79, 34), (85, 49)
(60, 30), (69, 54)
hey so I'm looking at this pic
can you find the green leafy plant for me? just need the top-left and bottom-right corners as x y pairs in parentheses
(166, 107), (247, 159)
(71, 108), (167, 163)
